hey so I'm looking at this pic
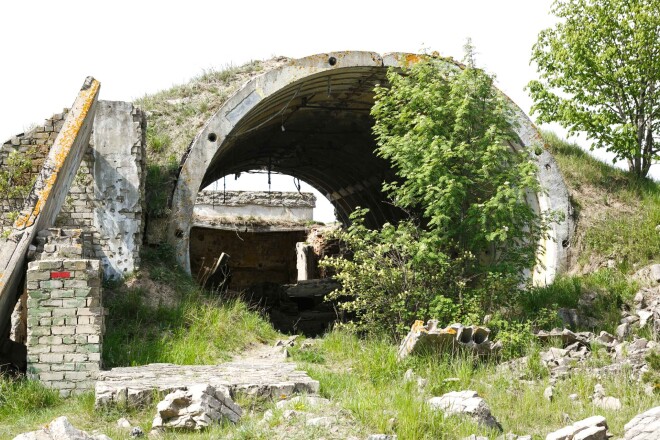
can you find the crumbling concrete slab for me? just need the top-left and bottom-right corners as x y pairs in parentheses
(0, 77), (100, 335)
(95, 360), (319, 407)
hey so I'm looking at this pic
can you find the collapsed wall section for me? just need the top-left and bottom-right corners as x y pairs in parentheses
(1, 101), (146, 281)
(56, 101), (147, 279)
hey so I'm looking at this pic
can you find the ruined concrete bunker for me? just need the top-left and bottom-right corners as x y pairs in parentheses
(171, 51), (572, 287)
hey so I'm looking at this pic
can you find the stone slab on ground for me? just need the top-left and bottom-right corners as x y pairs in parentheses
(624, 406), (660, 440)
(95, 360), (319, 407)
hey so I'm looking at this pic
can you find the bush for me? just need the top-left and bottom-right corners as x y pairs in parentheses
(323, 49), (549, 338)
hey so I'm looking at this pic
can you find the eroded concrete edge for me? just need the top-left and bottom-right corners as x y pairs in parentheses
(0, 77), (100, 333)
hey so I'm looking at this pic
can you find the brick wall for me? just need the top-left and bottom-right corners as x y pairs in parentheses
(25, 229), (103, 396)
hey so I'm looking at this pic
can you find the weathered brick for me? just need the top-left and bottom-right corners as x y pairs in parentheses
(29, 327), (51, 337)
(62, 336), (75, 344)
(28, 290), (49, 300)
(64, 353), (88, 362)
(51, 289), (74, 299)
(38, 336), (62, 345)
(63, 260), (87, 270)
(52, 317), (66, 326)
(40, 280), (63, 289)
(38, 260), (63, 270)
(50, 363), (76, 371)
(27, 270), (51, 282)
(63, 280), (87, 289)
(39, 353), (63, 363)
(64, 371), (89, 381)
(40, 371), (64, 381)
(62, 298), (87, 308)
(52, 308), (76, 317)
(87, 334), (100, 343)
(74, 287), (92, 297)
(29, 345), (50, 354)
(51, 326), (76, 335)
(42, 299), (63, 307)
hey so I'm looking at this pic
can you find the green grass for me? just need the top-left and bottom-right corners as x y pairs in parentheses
(103, 246), (279, 367)
(290, 330), (660, 440)
(543, 131), (660, 271)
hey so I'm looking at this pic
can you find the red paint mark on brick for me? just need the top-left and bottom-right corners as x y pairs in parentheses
(50, 271), (71, 279)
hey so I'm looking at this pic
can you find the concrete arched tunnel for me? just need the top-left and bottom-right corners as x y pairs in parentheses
(169, 51), (573, 334)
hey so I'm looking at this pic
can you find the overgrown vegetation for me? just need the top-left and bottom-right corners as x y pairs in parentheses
(323, 52), (550, 337)
(103, 245), (278, 367)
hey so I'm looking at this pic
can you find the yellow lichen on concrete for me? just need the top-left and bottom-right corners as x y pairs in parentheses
(14, 80), (100, 229)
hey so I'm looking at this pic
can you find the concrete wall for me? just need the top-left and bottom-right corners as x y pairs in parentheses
(56, 100), (146, 280)
(194, 191), (315, 223)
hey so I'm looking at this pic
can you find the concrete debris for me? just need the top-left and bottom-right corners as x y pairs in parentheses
(12, 416), (111, 440)
(116, 418), (132, 429)
(398, 320), (501, 360)
(428, 390), (502, 431)
(623, 406), (660, 439)
(152, 384), (242, 430)
(545, 415), (608, 440)
(95, 360), (319, 407)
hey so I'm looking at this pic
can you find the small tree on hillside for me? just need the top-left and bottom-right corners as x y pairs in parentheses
(323, 51), (548, 336)
(528, 0), (660, 178)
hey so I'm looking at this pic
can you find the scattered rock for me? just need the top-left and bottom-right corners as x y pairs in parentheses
(428, 390), (502, 431)
(367, 435), (397, 440)
(616, 323), (630, 339)
(569, 394), (579, 401)
(592, 384), (622, 411)
(152, 384), (242, 431)
(398, 320), (501, 360)
(544, 386), (554, 402)
(623, 405), (660, 439)
(13, 416), (112, 440)
(116, 418), (131, 430)
(545, 415), (608, 440)
(129, 427), (144, 438)
(462, 436), (488, 440)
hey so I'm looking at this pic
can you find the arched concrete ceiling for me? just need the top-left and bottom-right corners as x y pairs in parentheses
(170, 51), (573, 286)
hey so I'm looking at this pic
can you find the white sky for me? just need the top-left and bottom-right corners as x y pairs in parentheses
(0, 0), (637, 222)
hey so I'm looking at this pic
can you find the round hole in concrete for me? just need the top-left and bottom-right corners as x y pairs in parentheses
(208, 132), (217, 142)
(328, 56), (337, 66)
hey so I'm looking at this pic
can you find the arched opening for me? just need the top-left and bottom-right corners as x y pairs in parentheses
(170, 52), (573, 333)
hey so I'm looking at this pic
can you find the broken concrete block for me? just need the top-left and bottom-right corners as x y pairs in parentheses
(397, 320), (500, 360)
(152, 384), (242, 430)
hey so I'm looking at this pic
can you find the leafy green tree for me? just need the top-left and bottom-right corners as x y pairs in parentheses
(528, 0), (660, 178)
(323, 52), (548, 337)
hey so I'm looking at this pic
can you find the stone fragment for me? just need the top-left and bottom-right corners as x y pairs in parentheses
(129, 427), (144, 438)
(623, 406), (660, 439)
(428, 390), (502, 431)
(546, 415), (608, 440)
(544, 386), (554, 402)
(616, 323), (630, 339)
(638, 310), (654, 328)
(12, 416), (111, 440)
(367, 435), (397, 440)
(151, 384), (242, 430)
(116, 418), (131, 429)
